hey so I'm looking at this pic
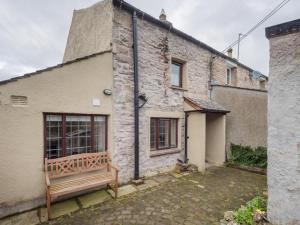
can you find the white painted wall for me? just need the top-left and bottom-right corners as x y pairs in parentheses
(0, 52), (114, 218)
(187, 112), (206, 171)
(267, 31), (300, 224)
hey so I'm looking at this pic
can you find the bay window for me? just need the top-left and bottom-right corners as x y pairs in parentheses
(45, 113), (107, 159)
(150, 118), (178, 151)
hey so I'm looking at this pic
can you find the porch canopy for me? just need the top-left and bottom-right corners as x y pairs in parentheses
(184, 97), (230, 114)
(183, 97), (229, 171)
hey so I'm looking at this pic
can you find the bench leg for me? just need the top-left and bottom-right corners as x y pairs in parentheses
(46, 190), (51, 219)
(114, 182), (118, 199)
(108, 183), (118, 199)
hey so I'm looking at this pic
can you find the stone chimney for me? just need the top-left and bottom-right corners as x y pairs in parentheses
(159, 9), (172, 27)
(159, 9), (167, 21)
(227, 48), (233, 58)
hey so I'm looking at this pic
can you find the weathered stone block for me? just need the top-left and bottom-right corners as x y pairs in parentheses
(0, 209), (39, 225)
(50, 199), (80, 219)
(107, 185), (137, 198)
(78, 190), (111, 208)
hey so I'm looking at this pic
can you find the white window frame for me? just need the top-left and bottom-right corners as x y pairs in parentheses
(226, 68), (232, 85)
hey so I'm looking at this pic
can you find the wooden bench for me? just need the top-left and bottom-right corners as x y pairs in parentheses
(45, 152), (118, 217)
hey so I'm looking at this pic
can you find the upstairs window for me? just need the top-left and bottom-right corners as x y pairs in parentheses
(150, 118), (178, 151)
(171, 61), (183, 87)
(226, 68), (232, 85)
(45, 113), (107, 159)
(260, 80), (266, 90)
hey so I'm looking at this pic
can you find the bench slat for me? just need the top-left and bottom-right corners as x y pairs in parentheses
(50, 173), (114, 198)
(51, 173), (112, 190)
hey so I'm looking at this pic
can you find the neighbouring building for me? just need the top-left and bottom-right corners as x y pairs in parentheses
(266, 19), (300, 224)
(0, 0), (268, 218)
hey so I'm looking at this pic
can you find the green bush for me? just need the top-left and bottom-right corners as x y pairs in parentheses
(229, 144), (267, 169)
(234, 195), (267, 225)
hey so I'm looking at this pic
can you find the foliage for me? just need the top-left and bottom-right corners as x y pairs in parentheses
(234, 195), (267, 225)
(229, 144), (267, 169)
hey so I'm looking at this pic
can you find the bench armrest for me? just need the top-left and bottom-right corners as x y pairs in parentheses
(108, 162), (120, 172)
(45, 172), (51, 187)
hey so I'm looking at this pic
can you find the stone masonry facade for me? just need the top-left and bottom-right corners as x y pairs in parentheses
(266, 20), (300, 225)
(63, 0), (268, 183)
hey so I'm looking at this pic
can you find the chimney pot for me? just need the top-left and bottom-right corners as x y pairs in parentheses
(227, 48), (233, 58)
(159, 9), (167, 21)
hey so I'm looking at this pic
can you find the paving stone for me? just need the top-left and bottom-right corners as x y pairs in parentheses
(135, 179), (159, 191)
(38, 207), (48, 222)
(78, 190), (112, 208)
(152, 174), (173, 183)
(170, 172), (183, 178)
(0, 209), (39, 225)
(107, 184), (137, 198)
(181, 172), (191, 176)
(42, 167), (267, 225)
(189, 179), (199, 184)
(50, 199), (80, 219)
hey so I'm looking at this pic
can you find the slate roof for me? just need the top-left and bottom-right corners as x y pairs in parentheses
(266, 18), (300, 39)
(184, 97), (230, 113)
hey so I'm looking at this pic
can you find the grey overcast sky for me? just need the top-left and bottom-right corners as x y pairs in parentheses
(0, 0), (299, 81)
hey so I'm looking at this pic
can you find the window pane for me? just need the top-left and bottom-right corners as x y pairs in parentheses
(95, 116), (106, 152)
(226, 68), (231, 84)
(66, 115), (91, 155)
(150, 119), (156, 150)
(158, 119), (170, 149)
(171, 63), (181, 86)
(46, 115), (62, 159)
(170, 119), (177, 148)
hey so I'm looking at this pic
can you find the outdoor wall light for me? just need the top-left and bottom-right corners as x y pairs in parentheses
(103, 89), (112, 96)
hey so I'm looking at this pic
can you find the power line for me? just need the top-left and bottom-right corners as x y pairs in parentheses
(222, 0), (291, 53)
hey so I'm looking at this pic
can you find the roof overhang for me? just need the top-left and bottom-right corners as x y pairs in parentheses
(184, 97), (230, 114)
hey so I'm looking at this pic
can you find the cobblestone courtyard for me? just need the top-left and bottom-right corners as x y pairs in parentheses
(41, 167), (266, 225)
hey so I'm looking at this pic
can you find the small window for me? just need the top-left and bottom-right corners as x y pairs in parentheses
(11, 95), (28, 106)
(45, 113), (107, 159)
(171, 61), (183, 87)
(226, 68), (232, 85)
(150, 118), (178, 151)
(260, 80), (266, 90)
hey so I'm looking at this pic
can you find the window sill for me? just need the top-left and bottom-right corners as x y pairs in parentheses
(150, 148), (181, 157)
(170, 86), (188, 91)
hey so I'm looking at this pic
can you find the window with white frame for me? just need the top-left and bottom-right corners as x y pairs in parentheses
(226, 68), (232, 85)
(171, 60), (183, 87)
(45, 114), (107, 159)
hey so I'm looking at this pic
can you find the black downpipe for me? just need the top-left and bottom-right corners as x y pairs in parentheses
(132, 11), (139, 180)
(184, 112), (189, 163)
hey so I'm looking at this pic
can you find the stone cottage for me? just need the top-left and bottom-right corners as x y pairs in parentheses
(0, 0), (268, 218)
(266, 19), (300, 225)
